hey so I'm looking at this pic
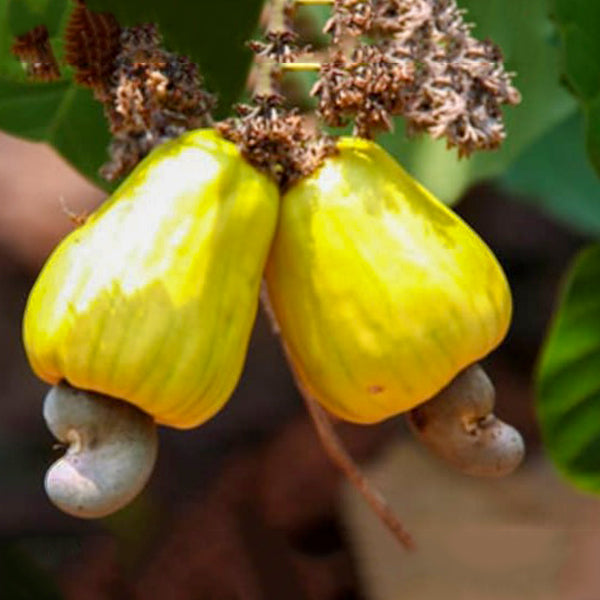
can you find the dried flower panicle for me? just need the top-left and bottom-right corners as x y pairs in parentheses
(100, 24), (216, 181)
(61, 1), (215, 181)
(11, 25), (61, 82)
(314, 0), (520, 156)
(387, 0), (520, 156)
(217, 94), (335, 191)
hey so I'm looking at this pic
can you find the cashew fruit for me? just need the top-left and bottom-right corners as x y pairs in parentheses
(24, 129), (279, 428)
(265, 137), (511, 423)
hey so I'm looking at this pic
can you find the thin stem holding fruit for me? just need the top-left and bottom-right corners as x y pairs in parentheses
(261, 285), (414, 550)
(303, 393), (415, 551)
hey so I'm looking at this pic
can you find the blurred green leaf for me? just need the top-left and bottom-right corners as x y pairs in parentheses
(0, 544), (64, 600)
(86, 0), (264, 118)
(7, 0), (68, 37)
(501, 110), (600, 234)
(537, 244), (600, 493)
(379, 0), (575, 204)
(552, 0), (600, 176)
(0, 80), (111, 189)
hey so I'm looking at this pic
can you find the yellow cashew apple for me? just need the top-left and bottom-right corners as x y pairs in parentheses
(24, 129), (279, 428)
(265, 137), (511, 423)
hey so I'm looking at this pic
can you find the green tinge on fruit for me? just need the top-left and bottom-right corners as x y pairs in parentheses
(23, 129), (279, 429)
(265, 137), (512, 424)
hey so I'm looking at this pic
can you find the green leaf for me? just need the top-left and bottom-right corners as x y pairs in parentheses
(378, 0), (576, 204)
(7, 0), (68, 37)
(551, 0), (600, 176)
(537, 244), (600, 493)
(501, 110), (600, 235)
(86, 0), (264, 118)
(0, 79), (112, 190)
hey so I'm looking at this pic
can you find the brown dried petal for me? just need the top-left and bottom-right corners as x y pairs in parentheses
(11, 25), (61, 82)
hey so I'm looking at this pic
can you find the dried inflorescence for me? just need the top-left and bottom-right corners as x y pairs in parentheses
(100, 24), (216, 180)
(62, 1), (215, 181)
(11, 25), (61, 82)
(314, 0), (521, 155)
(217, 94), (336, 191)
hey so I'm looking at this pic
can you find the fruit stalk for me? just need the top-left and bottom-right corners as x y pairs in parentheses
(304, 391), (415, 550)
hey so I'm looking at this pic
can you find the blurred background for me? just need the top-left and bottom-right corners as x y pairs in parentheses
(2, 0), (600, 598)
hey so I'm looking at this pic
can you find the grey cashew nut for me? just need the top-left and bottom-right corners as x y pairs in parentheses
(406, 364), (524, 477)
(43, 383), (158, 518)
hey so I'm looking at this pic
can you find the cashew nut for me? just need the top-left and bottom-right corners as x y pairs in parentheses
(406, 364), (524, 477)
(43, 383), (158, 518)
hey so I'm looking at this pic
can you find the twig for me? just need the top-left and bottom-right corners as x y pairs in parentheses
(261, 279), (414, 550)
(253, 0), (290, 96)
(281, 62), (321, 71)
(303, 393), (415, 550)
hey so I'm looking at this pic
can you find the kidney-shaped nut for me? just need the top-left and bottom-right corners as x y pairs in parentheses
(407, 364), (524, 477)
(44, 383), (158, 518)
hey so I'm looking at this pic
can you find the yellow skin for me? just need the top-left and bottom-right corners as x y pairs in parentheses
(265, 137), (512, 424)
(23, 129), (279, 429)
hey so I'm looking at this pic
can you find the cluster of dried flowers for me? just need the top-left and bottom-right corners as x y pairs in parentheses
(248, 30), (304, 65)
(314, 0), (521, 155)
(219, 4), (336, 190)
(62, 1), (215, 180)
(10, 0), (520, 182)
(98, 24), (215, 180)
(217, 94), (335, 191)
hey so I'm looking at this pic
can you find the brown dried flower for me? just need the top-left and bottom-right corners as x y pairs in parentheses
(316, 0), (520, 155)
(217, 94), (335, 191)
(248, 30), (304, 64)
(11, 25), (61, 82)
(100, 24), (216, 181)
(384, 0), (520, 155)
(324, 0), (374, 42)
(62, 2), (215, 181)
(312, 45), (414, 137)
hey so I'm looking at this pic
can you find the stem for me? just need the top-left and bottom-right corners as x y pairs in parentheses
(303, 392), (416, 551)
(253, 0), (325, 96)
(295, 0), (335, 4)
(281, 62), (321, 71)
(260, 287), (414, 551)
(268, 0), (289, 32)
(254, 0), (291, 96)
(254, 59), (277, 97)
